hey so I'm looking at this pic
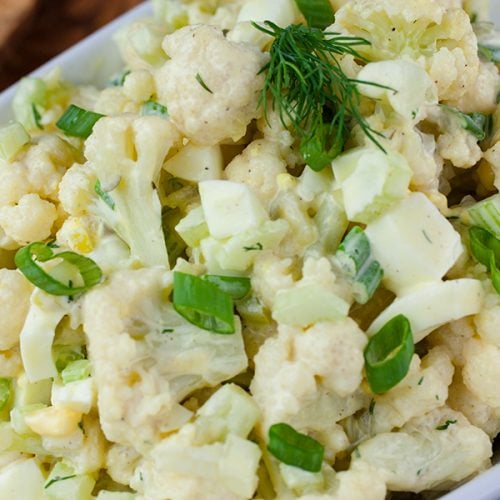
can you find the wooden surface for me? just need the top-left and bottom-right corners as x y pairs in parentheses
(0, 0), (144, 91)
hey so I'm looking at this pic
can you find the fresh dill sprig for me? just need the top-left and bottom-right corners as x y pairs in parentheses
(254, 21), (387, 171)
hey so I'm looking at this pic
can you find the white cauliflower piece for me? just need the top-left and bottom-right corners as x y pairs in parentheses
(448, 60), (499, 114)
(106, 444), (141, 486)
(94, 87), (142, 115)
(0, 162), (31, 206)
(0, 270), (32, 350)
(437, 125), (482, 168)
(58, 163), (95, 217)
(225, 139), (286, 207)
(474, 285), (500, 346)
(462, 337), (500, 408)
(0, 194), (57, 246)
(131, 384), (261, 500)
(368, 348), (454, 433)
(354, 407), (492, 492)
(83, 268), (247, 452)
(122, 70), (155, 103)
(331, 0), (479, 101)
(251, 320), (368, 456)
(448, 375), (500, 438)
(155, 24), (267, 145)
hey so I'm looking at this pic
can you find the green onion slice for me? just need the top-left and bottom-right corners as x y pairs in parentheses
(15, 242), (103, 296)
(469, 226), (500, 293)
(364, 314), (414, 394)
(467, 194), (500, 239)
(203, 275), (251, 300)
(353, 260), (383, 305)
(95, 179), (116, 210)
(336, 226), (371, 277)
(56, 105), (104, 138)
(0, 378), (11, 411)
(173, 272), (235, 334)
(268, 423), (324, 473)
(142, 100), (169, 118)
(294, 0), (335, 30)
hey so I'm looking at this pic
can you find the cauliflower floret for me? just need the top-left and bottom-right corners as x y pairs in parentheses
(483, 140), (500, 191)
(437, 125), (482, 168)
(0, 194), (57, 245)
(462, 337), (500, 408)
(0, 270), (32, 350)
(251, 319), (368, 457)
(474, 286), (500, 346)
(106, 443), (141, 486)
(331, 0), (479, 101)
(448, 61), (500, 114)
(83, 268), (247, 452)
(0, 162), (31, 206)
(131, 384), (261, 500)
(155, 24), (268, 145)
(58, 163), (95, 217)
(448, 374), (500, 438)
(426, 317), (475, 366)
(366, 347), (454, 433)
(122, 70), (155, 103)
(354, 407), (492, 492)
(94, 87), (142, 115)
(225, 139), (286, 207)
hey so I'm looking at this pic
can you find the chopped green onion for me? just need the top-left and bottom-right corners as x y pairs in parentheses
(268, 422), (324, 473)
(61, 359), (91, 384)
(32, 104), (43, 130)
(294, 0), (335, 29)
(53, 345), (85, 372)
(335, 226), (383, 304)
(467, 194), (500, 239)
(0, 122), (30, 161)
(0, 378), (11, 411)
(108, 70), (131, 87)
(300, 122), (345, 171)
(94, 179), (116, 210)
(15, 242), (103, 296)
(436, 419), (457, 431)
(203, 275), (251, 300)
(243, 243), (263, 251)
(364, 314), (414, 394)
(442, 106), (491, 141)
(173, 272), (235, 334)
(336, 226), (371, 276)
(56, 105), (104, 138)
(352, 259), (384, 305)
(142, 100), (169, 118)
(469, 226), (500, 293)
(195, 73), (213, 94)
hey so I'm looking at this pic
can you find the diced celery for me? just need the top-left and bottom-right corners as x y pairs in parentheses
(175, 206), (209, 248)
(0, 422), (45, 455)
(332, 147), (412, 224)
(45, 462), (95, 500)
(165, 144), (223, 182)
(12, 77), (47, 131)
(0, 458), (46, 498)
(53, 345), (85, 373)
(13, 375), (52, 407)
(130, 23), (168, 66)
(61, 359), (91, 384)
(466, 194), (500, 239)
(272, 283), (349, 327)
(0, 123), (30, 161)
(10, 404), (46, 435)
(194, 384), (260, 441)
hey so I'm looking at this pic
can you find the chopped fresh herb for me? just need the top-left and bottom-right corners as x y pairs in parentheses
(253, 22), (389, 171)
(243, 243), (263, 251)
(294, 0), (335, 29)
(435, 395), (439, 400)
(417, 468), (423, 476)
(436, 419), (457, 431)
(422, 230), (432, 244)
(142, 100), (169, 118)
(417, 376), (424, 386)
(32, 104), (43, 130)
(44, 475), (77, 489)
(195, 73), (213, 94)
(15, 242), (103, 296)
(161, 328), (174, 334)
(368, 399), (375, 415)
(95, 179), (116, 210)
(268, 422), (324, 472)
(109, 70), (131, 87)
(478, 44), (500, 63)
(352, 447), (361, 459)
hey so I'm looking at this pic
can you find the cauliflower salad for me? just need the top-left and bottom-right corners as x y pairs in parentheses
(0, 0), (499, 498)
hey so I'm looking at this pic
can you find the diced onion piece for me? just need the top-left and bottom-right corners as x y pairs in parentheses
(56, 105), (104, 138)
(0, 123), (30, 161)
(364, 314), (414, 394)
(268, 422), (324, 473)
(173, 272), (235, 334)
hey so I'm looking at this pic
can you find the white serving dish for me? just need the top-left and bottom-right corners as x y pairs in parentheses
(0, 1), (499, 498)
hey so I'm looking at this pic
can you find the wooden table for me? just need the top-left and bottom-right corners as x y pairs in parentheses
(0, 0), (143, 91)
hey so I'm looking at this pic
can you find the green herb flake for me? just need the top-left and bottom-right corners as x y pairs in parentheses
(422, 230), (432, 244)
(368, 398), (375, 415)
(94, 179), (116, 210)
(417, 376), (424, 386)
(32, 104), (43, 130)
(161, 328), (174, 334)
(243, 242), (263, 252)
(436, 419), (457, 431)
(44, 475), (77, 489)
(195, 73), (213, 94)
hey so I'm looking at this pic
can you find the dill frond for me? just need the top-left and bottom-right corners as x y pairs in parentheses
(254, 21), (387, 171)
